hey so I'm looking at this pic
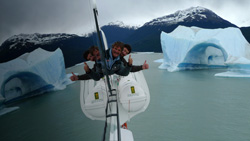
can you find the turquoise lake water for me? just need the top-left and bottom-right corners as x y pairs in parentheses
(1, 53), (250, 141)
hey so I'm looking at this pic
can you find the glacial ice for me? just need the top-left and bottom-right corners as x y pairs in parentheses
(160, 25), (250, 77)
(0, 48), (71, 115)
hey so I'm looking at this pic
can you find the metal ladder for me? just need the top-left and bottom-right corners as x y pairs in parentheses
(103, 89), (121, 141)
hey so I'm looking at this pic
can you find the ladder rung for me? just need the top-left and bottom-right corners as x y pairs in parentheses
(106, 114), (118, 118)
(109, 94), (116, 97)
(108, 100), (117, 103)
(109, 89), (116, 93)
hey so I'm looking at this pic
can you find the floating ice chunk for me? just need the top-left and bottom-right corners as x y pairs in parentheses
(160, 25), (250, 72)
(0, 48), (70, 115)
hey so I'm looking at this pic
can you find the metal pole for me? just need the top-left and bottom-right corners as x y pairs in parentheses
(92, 8), (121, 141)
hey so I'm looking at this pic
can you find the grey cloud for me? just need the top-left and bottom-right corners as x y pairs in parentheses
(1, 0), (250, 44)
(0, 0), (93, 44)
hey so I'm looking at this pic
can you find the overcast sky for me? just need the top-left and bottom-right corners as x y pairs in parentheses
(1, 0), (250, 44)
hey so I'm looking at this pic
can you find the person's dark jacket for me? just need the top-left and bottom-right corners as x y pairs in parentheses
(78, 74), (91, 80)
(77, 63), (97, 80)
(87, 49), (131, 81)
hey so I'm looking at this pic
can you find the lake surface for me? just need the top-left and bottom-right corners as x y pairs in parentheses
(1, 53), (250, 141)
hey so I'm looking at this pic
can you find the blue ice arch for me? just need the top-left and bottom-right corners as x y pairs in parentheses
(1, 72), (53, 103)
(159, 26), (250, 72)
(0, 48), (70, 105)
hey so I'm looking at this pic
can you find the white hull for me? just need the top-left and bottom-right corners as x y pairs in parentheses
(80, 71), (150, 140)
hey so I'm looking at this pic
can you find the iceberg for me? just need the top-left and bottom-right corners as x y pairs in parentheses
(160, 25), (250, 76)
(0, 48), (70, 115)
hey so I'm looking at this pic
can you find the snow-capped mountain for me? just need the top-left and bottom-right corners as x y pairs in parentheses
(6, 33), (78, 50)
(101, 21), (137, 46)
(144, 6), (223, 26)
(107, 21), (139, 30)
(0, 33), (93, 67)
(0, 6), (246, 68)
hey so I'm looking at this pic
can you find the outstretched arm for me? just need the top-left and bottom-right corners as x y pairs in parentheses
(121, 56), (149, 72)
(70, 71), (92, 81)
(78, 74), (92, 80)
(130, 60), (149, 72)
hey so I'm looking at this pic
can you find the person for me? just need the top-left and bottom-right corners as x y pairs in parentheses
(121, 44), (149, 72)
(70, 47), (97, 81)
(71, 43), (149, 81)
(84, 42), (133, 81)
(121, 44), (131, 57)
(84, 49), (95, 62)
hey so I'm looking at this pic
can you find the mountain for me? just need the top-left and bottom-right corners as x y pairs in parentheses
(0, 22), (138, 68)
(0, 33), (93, 67)
(101, 21), (137, 46)
(240, 26), (250, 44)
(124, 6), (238, 52)
(0, 6), (247, 68)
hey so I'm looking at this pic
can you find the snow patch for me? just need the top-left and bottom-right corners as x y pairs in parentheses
(7, 33), (78, 49)
(145, 6), (214, 26)
(107, 21), (139, 29)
